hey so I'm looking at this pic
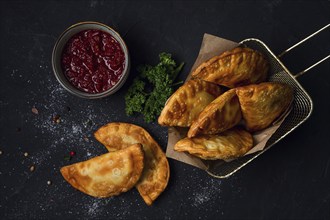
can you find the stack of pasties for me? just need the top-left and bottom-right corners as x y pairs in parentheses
(61, 123), (170, 206)
(159, 47), (293, 160)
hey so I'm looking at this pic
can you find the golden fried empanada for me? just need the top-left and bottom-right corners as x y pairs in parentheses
(174, 127), (253, 160)
(60, 144), (144, 198)
(188, 89), (242, 138)
(236, 82), (293, 132)
(94, 123), (169, 206)
(192, 47), (269, 88)
(158, 79), (222, 127)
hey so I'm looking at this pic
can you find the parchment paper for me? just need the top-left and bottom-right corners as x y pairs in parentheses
(166, 33), (291, 170)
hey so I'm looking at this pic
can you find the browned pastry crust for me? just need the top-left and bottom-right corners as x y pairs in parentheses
(191, 47), (269, 88)
(236, 82), (293, 132)
(158, 79), (222, 127)
(60, 144), (144, 198)
(187, 89), (242, 138)
(174, 127), (253, 160)
(94, 122), (170, 206)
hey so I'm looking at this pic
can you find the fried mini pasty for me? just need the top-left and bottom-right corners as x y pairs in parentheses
(94, 123), (169, 206)
(191, 47), (269, 88)
(188, 89), (242, 138)
(158, 79), (222, 127)
(60, 144), (144, 198)
(236, 82), (293, 132)
(174, 127), (253, 160)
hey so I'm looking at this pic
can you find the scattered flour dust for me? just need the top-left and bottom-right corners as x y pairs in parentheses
(192, 178), (222, 207)
(81, 196), (134, 218)
(18, 74), (133, 218)
(87, 200), (102, 217)
(29, 76), (101, 166)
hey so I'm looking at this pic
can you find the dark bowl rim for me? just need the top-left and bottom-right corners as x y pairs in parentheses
(51, 21), (130, 99)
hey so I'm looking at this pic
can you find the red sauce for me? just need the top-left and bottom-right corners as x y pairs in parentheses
(61, 29), (126, 93)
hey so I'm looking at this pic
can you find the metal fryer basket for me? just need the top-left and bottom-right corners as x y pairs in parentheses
(206, 24), (330, 178)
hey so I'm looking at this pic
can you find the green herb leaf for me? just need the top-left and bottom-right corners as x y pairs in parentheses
(124, 52), (184, 122)
(64, 156), (71, 161)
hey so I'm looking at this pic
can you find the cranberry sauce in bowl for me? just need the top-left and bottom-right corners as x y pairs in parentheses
(61, 30), (125, 94)
(52, 22), (130, 99)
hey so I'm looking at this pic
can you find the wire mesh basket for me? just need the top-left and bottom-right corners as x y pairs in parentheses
(206, 24), (329, 178)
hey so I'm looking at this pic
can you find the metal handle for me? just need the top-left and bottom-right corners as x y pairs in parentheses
(278, 23), (330, 78)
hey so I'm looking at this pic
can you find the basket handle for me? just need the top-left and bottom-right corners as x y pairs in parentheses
(277, 23), (330, 78)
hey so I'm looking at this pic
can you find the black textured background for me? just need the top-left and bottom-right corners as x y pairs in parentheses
(0, 1), (329, 219)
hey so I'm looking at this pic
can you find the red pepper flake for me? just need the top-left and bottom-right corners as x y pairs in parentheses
(52, 114), (61, 124)
(64, 151), (76, 161)
(32, 107), (39, 115)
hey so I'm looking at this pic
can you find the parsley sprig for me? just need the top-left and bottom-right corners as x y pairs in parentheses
(125, 52), (184, 122)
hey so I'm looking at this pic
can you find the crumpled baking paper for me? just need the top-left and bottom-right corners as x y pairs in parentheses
(165, 33), (291, 170)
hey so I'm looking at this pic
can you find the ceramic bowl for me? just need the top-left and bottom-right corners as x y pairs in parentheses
(52, 21), (130, 99)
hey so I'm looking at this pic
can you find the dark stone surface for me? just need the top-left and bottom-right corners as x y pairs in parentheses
(0, 1), (329, 219)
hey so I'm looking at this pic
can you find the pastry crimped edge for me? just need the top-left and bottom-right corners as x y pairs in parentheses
(174, 127), (253, 160)
(158, 79), (222, 127)
(94, 122), (170, 205)
(60, 143), (144, 198)
(235, 82), (294, 132)
(187, 89), (242, 138)
(191, 47), (269, 88)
